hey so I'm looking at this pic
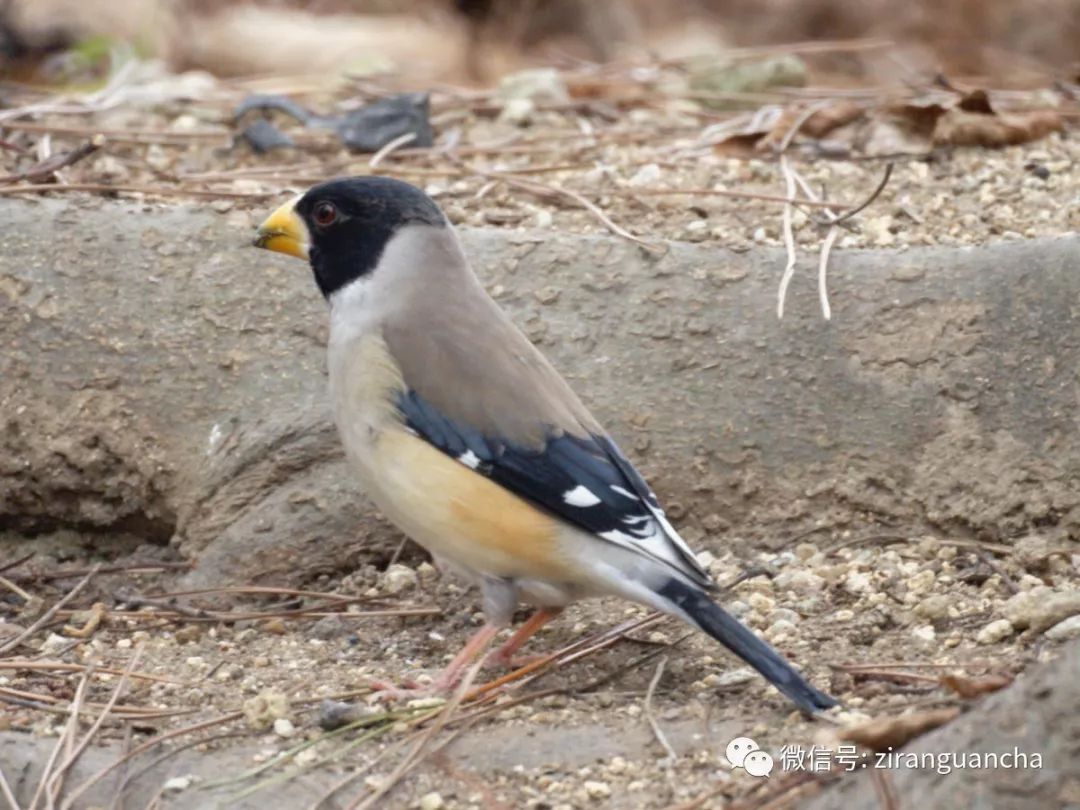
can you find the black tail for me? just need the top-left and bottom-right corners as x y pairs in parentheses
(658, 578), (838, 714)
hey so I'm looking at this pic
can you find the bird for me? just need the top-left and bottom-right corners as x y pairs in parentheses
(253, 176), (838, 714)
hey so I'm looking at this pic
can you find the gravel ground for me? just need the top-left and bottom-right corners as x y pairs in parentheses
(2, 525), (1078, 808)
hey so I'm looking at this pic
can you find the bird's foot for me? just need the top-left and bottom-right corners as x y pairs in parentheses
(366, 674), (458, 703)
(482, 649), (547, 672)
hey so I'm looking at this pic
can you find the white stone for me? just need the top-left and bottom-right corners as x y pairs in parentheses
(844, 571), (873, 595)
(419, 791), (444, 810)
(774, 569), (824, 593)
(912, 624), (936, 643)
(382, 564), (418, 594)
(976, 619), (1014, 645)
(163, 776), (192, 791)
(628, 163), (662, 187)
(498, 68), (569, 103)
(273, 718), (295, 738)
(584, 780), (611, 799)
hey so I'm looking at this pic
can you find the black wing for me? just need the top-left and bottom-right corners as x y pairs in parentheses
(397, 389), (711, 586)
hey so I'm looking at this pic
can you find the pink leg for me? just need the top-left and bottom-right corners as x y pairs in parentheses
(370, 623), (500, 700)
(485, 607), (563, 670)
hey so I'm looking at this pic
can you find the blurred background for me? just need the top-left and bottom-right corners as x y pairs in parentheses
(2, 0), (1079, 84)
(1, 0), (1076, 250)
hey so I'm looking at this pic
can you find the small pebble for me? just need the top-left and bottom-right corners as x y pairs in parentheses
(309, 614), (346, 640)
(163, 776), (192, 792)
(777, 569), (825, 595)
(844, 571), (872, 595)
(583, 780), (611, 799)
(914, 595), (950, 621)
(628, 163), (662, 187)
(976, 619), (1014, 645)
(273, 717), (295, 738)
(40, 633), (69, 655)
(319, 699), (375, 731)
(911, 624), (936, 643)
(418, 792), (444, 810)
(381, 564), (418, 594)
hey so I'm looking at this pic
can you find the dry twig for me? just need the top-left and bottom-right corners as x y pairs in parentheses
(458, 160), (666, 253)
(0, 136), (105, 186)
(0, 566), (100, 656)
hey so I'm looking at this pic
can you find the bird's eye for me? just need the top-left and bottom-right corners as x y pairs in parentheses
(313, 201), (337, 227)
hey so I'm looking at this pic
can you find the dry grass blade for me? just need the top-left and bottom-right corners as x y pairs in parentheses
(0, 136), (105, 186)
(818, 224), (839, 320)
(644, 657), (677, 763)
(821, 163), (893, 227)
(0, 576), (33, 602)
(0, 661), (184, 686)
(776, 154), (798, 319)
(0, 761), (20, 810)
(613, 186), (850, 210)
(305, 736), (409, 810)
(112, 731), (247, 806)
(467, 612), (665, 699)
(870, 768), (899, 810)
(61, 711), (244, 808)
(459, 161), (666, 253)
(369, 132), (417, 168)
(110, 588), (438, 622)
(0, 121), (227, 142)
(51, 647), (145, 810)
(150, 585), (359, 601)
(0, 552), (34, 576)
(0, 565), (100, 656)
(0, 686), (193, 719)
(0, 184), (278, 200)
(8, 562), (191, 583)
(28, 669), (90, 810)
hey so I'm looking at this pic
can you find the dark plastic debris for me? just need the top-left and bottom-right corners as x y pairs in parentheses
(240, 118), (296, 154)
(233, 92), (433, 153)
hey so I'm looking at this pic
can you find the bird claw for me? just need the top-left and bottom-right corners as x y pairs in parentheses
(482, 650), (546, 672)
(366, 675), (456, 703)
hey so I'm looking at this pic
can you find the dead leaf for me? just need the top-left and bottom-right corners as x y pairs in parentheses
(565, 77), (647, 104)
(940, 671), (1014, 698)
(802, 101), (865, 138)
(934, 108), (1063, 147)
(887, 98), (951, 137)
(957, 89), (996, 114)
(840, 707), (961, 751)
(713, 131), (768, 156)
(753, 101), (866, 151)
(62, 601), (106, 638)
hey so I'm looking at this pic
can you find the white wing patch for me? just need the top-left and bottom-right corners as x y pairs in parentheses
(563, 485), (601, 507)
(458, 449), (481, 469)
(610, 485), (637, 500)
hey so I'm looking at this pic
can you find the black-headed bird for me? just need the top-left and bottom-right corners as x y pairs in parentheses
(253, 176), (837, 714)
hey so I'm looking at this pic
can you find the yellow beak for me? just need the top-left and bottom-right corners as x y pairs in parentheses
(253, 198), (309, 260)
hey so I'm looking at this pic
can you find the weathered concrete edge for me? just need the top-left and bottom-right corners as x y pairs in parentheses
(2, 197), (1079, 558)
